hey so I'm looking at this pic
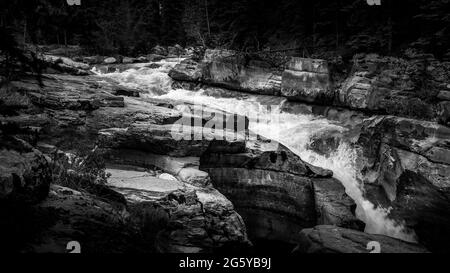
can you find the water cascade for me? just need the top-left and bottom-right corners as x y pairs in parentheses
(94, 60), (416, 243)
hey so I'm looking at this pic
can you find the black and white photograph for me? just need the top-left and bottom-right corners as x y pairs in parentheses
(0, 0), (449, 264)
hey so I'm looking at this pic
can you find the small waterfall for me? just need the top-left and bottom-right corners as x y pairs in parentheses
(92, 58), (182, 96)
(95, 62), (417, 242)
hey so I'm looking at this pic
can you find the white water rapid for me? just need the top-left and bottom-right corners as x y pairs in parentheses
(93, 59), (417, 242)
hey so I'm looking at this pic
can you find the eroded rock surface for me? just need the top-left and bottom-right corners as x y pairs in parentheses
(169, 49), (282, 95)
(106, 165), (251, 253)
(357, 116), (450, 252)
(383, 171), (450, 253)
(281, 57), (333, 104)
(357, 115), (450, 200)
(200, 138), (361, 244)
(0, 136), (51, 204)
(296, 225), (429, 253)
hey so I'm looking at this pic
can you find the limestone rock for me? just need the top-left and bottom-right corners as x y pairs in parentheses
(168, 59), (203, 82)
(281, 57), (333, 104)
(438, 101), (450, 125)
(20, 185), (143, 253)
(0, 136), (51, 204)
(106, 166), (251, 253)
(122, 57), (136, 64)
(386, 171), (450, 253)
(103, 57), (117, 64)
(169, 49), (281, 96)
(312, 178), (365, 231)
(8, 74), (126, 110)
(358, 115), (450, 200)
(296, 225), (429, 253)
(152, 45), (168, 56)
(41, 54), (90, 75)
(98, 123), (245, 157)
(200, 138), (343, 245)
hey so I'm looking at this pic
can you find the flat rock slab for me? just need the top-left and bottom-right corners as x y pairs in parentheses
(106, 167), (184, 195)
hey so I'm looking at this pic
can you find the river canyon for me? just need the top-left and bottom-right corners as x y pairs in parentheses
(1, 47), (448, 253)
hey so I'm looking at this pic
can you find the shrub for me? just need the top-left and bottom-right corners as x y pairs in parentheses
(51, 146), (110, 191)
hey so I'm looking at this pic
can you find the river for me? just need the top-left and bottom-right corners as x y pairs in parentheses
(93, 58), (416, 242)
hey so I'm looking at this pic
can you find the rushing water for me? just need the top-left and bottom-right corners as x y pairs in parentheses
(93, 59), (417, 242)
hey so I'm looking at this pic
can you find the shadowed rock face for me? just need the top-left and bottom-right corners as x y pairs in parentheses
(358, 116), (450, 201)
(1, 184), (145, 253)
(200, 139), (362, 245)
(203, 167), (317, 244)
(296, 225), (429, 253)
(26, 185), (144, 253)
(0, 136), (51, 204)
(357, 116), (450, 252)
(386, 171), (450, 253)
(312, 178), (365, 231)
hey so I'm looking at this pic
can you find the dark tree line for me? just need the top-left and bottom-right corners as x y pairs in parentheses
(0, 0), (449, 58)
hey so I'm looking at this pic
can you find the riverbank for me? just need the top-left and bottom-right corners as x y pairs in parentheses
(1, 45), (448, 253)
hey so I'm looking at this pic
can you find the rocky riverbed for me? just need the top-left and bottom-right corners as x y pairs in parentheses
(1, 45), (448, 253)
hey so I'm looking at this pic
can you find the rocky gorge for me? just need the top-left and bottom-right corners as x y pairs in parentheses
(1, 45), (448, 253)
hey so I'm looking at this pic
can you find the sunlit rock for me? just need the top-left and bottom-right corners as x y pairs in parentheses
(103, 57), (117, 64)
(281, 57), (333, 104)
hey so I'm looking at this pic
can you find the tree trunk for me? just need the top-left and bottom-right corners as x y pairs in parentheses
(64, 29), (68, 56)
(312, 6), (316, 53)
(204, 0), (211, 38)
(335, 0), (340, 50)
(23, 17), (27, 50)
(387, 0), (393, 54)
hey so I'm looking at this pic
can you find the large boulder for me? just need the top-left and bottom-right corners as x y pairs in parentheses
(338, 71), (384, 110)
(152, 188), (251, 253)
(438, 101), (450, 126)
(98, 122), (246, 157)
(337, 53), (448, 122)
(168, 59), (203, 82)
(106, 166), (251, 253)
(103, 57), (117, 64)
(167, 44), (185, 57)
(312, 178), (365, 231)
(41, 55), (90, 75)
(385, 171), (450, 253)
(2, 74), (180, 152)
(357, 116), (450, 201)
(8, 74), (125, 111)
(200, 138), (361, 245)
(357, 116), (450, 252)
(169, 49), (282, 96)
(0, 136), (51, 204)
(104, 150), (210, 187)
(281, 57), (333, 104)
(296, 225), (429, 253)
(13, 185), (144, 253)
